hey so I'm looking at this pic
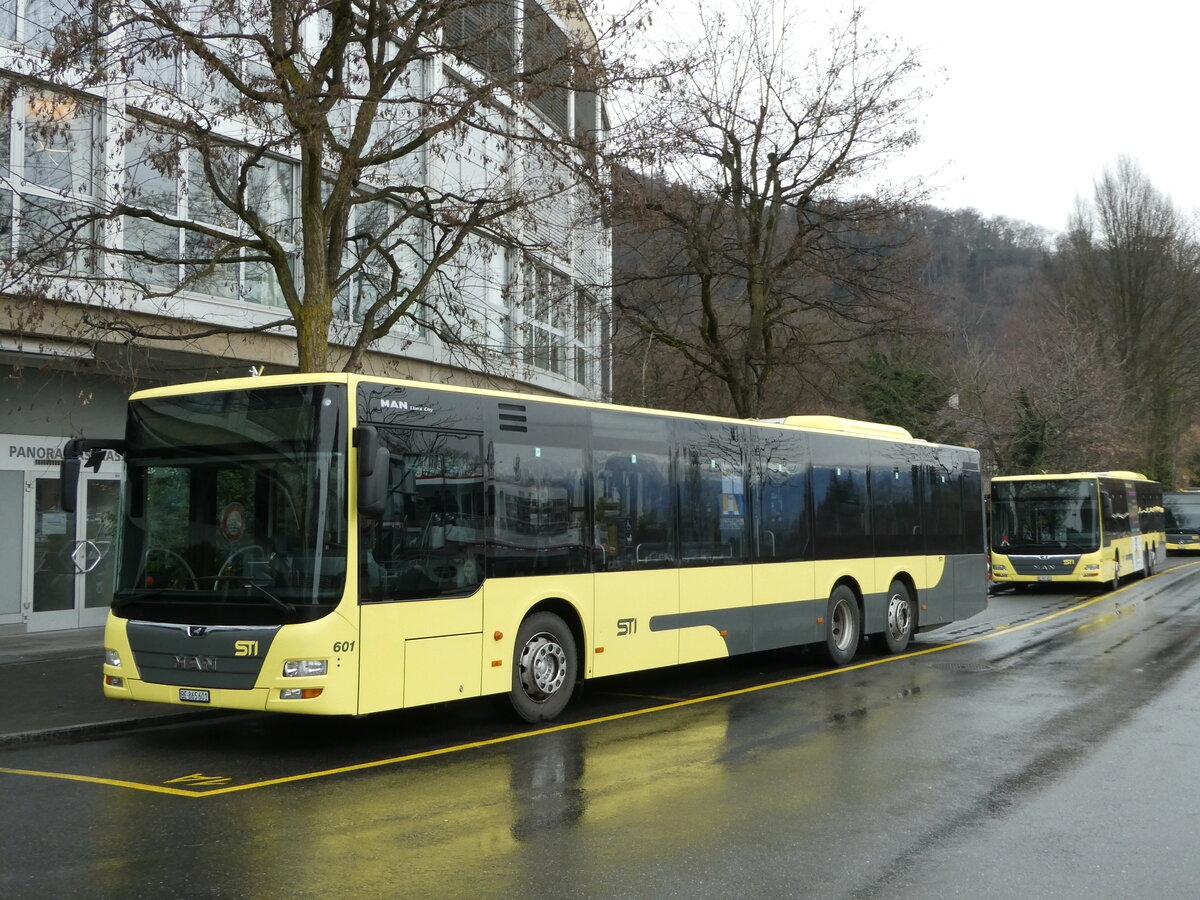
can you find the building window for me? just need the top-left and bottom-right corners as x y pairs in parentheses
(0, 85), (101, 273)
(23, 92), (96, 196)
(444, 0), (516, 78)
(523, 1), (570, 132)
(21, 195), (95, 271)
(0, 0), (60, 52)
(573, 287), (594, 386)
(337, 194), (423, 334)
(599, 306), (611, 398)
(123, 125), (180, 286)
(123, 217), (179, 287)
(522, 260), (569, 377)
(127, 2), (181, 90)
(573, 68), (598, 139)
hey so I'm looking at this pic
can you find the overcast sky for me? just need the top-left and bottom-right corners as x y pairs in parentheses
(608, 0), (1198, 234)
(859, 0), (1199, 233)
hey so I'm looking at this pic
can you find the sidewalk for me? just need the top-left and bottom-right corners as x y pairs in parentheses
(0, 626), (225, 746)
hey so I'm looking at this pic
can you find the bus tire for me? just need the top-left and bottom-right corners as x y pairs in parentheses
(871, 581), (915, 654)
(1111, 557), (1120, 592)
(823, 585), (861, 667)
(508, 612), (577, 723)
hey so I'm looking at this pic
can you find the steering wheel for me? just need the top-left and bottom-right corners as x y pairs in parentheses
(215, 544), (266, 581)
(138, 546), (199, 590)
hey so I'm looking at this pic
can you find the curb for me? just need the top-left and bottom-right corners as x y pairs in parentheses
(0, 708), (239, 748)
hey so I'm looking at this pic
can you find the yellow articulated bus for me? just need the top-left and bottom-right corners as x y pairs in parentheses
(1164, 491), (1200, 553)
(988, 471), (1164, 591)
(61, 373), (987, 723)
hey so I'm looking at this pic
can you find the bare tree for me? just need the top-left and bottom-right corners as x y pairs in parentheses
(1049, 156), (1200, 483)
(2, 0), (631, 374)
(946, 290), (1132, 478)
(609, 0), (932, 418)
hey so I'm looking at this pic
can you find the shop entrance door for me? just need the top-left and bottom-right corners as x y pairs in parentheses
(26, 473), (120, 632)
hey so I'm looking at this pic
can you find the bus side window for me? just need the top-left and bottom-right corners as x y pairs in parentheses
(360, 428), (485, 601)
(593, 450), (675, 571)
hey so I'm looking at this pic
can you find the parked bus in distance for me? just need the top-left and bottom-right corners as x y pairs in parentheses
(61, 373), (987, 723)
(989, 472), (1164, 592)
(1164, 491), (1200, 553)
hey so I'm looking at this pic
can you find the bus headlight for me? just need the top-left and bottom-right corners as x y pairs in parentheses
(283, 659), (327, 677)
(992, 564), (1007, 571)
(105, 649), (122, 668)
(1084, 564), (1100, 571)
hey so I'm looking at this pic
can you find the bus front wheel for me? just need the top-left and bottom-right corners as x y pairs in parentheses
(823, 586), (861, 666)
(1111, 558), (1120, 592)
(508, 612), (578, 723)
(871, 581), (915, 655)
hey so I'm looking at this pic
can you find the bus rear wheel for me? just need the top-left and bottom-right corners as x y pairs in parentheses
(871, 581), (915, 654)
(508, 612), (577, 723)
(823, 585), (861, 666)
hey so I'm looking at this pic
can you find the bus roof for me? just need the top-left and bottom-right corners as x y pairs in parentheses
(992, 470), (1153, 483)
(128, 372), (958, 450)
(757, 415), (917, 441)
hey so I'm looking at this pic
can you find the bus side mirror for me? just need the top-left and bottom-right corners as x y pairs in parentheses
(355, 426), (390, 519)
(60, 456), (81, 513)
(61, 437), (125, 513)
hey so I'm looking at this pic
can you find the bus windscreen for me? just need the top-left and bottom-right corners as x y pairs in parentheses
(991, 478), (1100, 554)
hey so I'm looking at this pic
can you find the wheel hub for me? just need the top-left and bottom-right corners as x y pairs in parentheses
(519, 633), (567, 700)
(887, 592), (911, 640)
(830, 600), (853, 651)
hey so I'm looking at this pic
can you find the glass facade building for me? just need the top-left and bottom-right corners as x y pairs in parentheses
(0, 0), (611, 632)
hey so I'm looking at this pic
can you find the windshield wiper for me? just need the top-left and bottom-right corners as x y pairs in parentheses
(210, 575), (298, 616)
(249, 581), (297, 616)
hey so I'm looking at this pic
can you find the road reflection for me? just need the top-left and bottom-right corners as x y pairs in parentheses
(508, 729), (587, 841)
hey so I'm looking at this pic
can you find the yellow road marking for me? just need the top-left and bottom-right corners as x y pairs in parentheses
(0, 768), (204, 797)
(601, 692), (690, 702)
(1, 567), (1186, 798)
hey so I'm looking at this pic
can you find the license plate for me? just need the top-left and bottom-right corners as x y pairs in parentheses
(1038, 575), (1052, 582)
(179, 688), (210, 703)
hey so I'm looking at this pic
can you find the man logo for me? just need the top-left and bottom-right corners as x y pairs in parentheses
(174, 655), (217, 671)
(234, 640), (259, 657)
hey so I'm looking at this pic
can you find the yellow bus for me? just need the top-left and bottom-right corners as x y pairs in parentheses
(61, 373), (987, 722)
(989, 471), (1165, 591)
(1164, 491), (1200, 552)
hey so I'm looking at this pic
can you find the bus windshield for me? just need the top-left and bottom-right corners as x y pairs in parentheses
(991, 478), (1099, 554)
(114, 383), (348, 625)
(1165, 493), (1200, 535)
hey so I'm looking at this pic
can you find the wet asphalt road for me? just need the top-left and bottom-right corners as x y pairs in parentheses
(4, 561), (1200, 899)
